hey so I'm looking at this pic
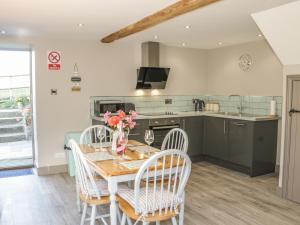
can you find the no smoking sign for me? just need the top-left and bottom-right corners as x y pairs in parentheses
(47, 51), (61, 70)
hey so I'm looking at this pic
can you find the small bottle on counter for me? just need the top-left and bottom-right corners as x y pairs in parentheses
(270, 98), (277, 116)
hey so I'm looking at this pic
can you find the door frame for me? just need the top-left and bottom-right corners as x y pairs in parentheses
(282, 75), (300, 199)
(0, 47), (35, 169)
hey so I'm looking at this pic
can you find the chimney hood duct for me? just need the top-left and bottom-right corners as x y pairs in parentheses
(141, 41), (160, 67)
(136, 42), (170, 89)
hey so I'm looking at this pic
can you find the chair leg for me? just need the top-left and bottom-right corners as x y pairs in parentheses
(90, 205), (97, 225)
(117, 206), (122, 223)
(121, 213), (126, 225)
(80, 203), (88, 225)
(76, 179), (82, 213)
(126, 216), (133, 225)
(179, 193), (185, 225)
(172, 217), (178, 225)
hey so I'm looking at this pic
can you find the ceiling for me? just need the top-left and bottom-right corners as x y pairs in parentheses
(0, 0), (297, 49)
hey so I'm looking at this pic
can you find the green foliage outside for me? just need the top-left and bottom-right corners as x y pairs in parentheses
(0, 88), (31, 109)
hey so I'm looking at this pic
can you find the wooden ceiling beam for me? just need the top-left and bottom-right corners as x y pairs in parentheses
(101, 0), (220, 43)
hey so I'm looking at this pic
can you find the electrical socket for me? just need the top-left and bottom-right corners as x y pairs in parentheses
(165, 99), (172, 104)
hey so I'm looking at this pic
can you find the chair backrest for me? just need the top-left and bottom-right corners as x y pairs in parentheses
(68, 139), (101, 199)
(161, 128), (188, 153)
(80, 125), (114, 147)
(134, 150), (191, 216)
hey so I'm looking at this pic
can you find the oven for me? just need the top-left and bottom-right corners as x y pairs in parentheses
(149, 118), (180, 149)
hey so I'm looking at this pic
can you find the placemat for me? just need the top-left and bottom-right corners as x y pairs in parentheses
(85, 151), (117, 161)
(129, 145), (159, 154)
(119, 159), (161, 170)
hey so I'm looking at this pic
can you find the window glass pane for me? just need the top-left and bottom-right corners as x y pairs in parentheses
(0, 50), (30, 76)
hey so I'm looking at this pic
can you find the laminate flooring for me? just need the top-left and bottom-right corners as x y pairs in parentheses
(1, 162), (300, 225)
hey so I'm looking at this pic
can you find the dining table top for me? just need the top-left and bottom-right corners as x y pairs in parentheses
(79, 140), (183, 177)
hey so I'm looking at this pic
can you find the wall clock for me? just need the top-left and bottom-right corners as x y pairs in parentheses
(239, 54), (253, 72)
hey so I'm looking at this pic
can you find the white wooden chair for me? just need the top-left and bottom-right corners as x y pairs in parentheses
(80, 125), (114, 148)
(161, 128), (188, 153)
(118, 149), (192, 225)
(75, 125), (114, 212)
(69, 139), (111, 225)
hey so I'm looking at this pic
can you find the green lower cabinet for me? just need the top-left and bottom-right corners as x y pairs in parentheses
(203, 116), (278, 177)
(203, 117), (228, 161)
(228, 120), (253, 168)
(181, 116), (203, 160)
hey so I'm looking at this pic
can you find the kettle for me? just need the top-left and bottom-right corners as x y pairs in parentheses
(193, 99), (205, 112)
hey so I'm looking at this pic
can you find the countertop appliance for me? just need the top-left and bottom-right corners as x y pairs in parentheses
(94, 100), (135, 116)
(148, 117), (180, 149)
(136, 42), (170, 89)
(193, 99), (205, 112)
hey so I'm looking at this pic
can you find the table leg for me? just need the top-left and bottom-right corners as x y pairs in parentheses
(179, 192), (185, 225)
(108, 178), (118, 225)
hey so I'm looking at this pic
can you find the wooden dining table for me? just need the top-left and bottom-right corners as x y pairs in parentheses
(79, 140), (185, 225)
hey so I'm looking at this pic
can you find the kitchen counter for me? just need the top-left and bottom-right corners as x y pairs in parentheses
(91, 111), (280, 122)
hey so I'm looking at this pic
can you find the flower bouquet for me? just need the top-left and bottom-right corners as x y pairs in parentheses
(104, 110), (137, 155)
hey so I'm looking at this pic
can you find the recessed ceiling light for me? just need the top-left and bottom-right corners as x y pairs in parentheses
(218, 42), (223, 45)
(154, 35), (158, 39)
(0, 30), (6, 34)
(78, 23), (84, 27)
(185, 25), (191, 29)
(257, 34), (263, 37)
(182, 42), (186, 47)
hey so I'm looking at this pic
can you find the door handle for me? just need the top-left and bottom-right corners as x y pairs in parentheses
(289, 109), (300, 116)
(224, 120), (226, 134)
(233, 122), (246, 127)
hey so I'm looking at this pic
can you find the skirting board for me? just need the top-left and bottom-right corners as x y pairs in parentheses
(277, 186), (283, 198)
(36, 164), (68, 176)
(275, 164), (280, 175)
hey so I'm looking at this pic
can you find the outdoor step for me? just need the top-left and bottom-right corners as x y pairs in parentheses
(0, 125), (25, 134)
(0, 123), (25, 129)
(0, 133), (26, 143)
(0, 117), (24, 125)
(0, 109), (23, 118)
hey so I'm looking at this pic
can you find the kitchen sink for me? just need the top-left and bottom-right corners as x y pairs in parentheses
(212, 112), (260, 118)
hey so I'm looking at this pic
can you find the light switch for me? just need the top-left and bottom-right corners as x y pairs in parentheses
(51, 89), (57, 95)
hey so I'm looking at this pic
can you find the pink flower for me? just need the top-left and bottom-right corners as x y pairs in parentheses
(103, 111), (111, 123)
(118, 110), (126, 119)
(125, 115), (133, 124)
(107, 116), (121, 126)
(129, 121), (136, 129)
(129, 110), (137, 119)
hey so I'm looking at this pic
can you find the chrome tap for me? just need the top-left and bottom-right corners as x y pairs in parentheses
(229, 95), (243, 115)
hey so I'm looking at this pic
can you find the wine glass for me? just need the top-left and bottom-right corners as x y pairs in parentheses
(144, 130), (154, 155)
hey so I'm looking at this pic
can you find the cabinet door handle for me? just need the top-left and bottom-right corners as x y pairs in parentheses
(224, 120), (226, 134)
(234, 122), (246, 127)
(129, 133), (141, 136)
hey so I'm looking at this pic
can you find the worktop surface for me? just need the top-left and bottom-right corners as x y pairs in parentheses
(92, 111), (280, 122)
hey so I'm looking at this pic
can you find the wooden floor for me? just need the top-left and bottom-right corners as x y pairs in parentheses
(1, 162), (300, 225)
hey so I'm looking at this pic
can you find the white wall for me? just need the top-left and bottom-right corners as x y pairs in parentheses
(0, 37), (208, 169)
(252, 1), (300, 65)
(207, 40), (283, 96)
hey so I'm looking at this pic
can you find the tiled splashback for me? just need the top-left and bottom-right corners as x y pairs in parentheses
(90, 95), (282, 117)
